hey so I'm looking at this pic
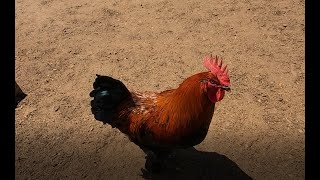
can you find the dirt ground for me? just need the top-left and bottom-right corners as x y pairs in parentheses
(15, 0), (305, 179)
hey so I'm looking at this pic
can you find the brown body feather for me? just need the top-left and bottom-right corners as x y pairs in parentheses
(111, 72), (216, 151)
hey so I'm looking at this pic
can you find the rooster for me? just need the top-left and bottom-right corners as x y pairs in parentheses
(89, 54), (231, 172)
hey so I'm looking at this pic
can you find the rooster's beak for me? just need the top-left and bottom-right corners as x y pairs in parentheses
(222, 86), (231, 91)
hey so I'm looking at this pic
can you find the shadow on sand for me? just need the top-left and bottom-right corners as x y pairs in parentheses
(140, 147), (253, 180)
(15, 81), (27, 107)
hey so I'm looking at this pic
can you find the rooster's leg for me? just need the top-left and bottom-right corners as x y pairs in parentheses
(143, 149), (174, 173)
(144, 151), (162, 173)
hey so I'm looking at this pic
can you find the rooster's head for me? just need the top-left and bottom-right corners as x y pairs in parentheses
(201, 54), (231, 103)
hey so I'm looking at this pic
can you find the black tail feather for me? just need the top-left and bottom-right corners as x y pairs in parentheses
(89, 74), (130, 123)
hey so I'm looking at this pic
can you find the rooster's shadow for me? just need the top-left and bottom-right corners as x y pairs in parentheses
(140, 147), (253, 180)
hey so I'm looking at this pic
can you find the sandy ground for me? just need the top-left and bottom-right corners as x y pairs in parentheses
(15, 0), (305, 179)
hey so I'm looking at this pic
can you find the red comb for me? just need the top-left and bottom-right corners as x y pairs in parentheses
(203, 54), (230, 86)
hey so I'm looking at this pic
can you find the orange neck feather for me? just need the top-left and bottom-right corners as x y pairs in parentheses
(157, 72), (215, 132)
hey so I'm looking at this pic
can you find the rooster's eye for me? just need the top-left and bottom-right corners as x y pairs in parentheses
(209, 80), (217, 84)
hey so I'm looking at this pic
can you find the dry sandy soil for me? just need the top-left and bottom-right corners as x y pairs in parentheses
(15, 0), (305, 179)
